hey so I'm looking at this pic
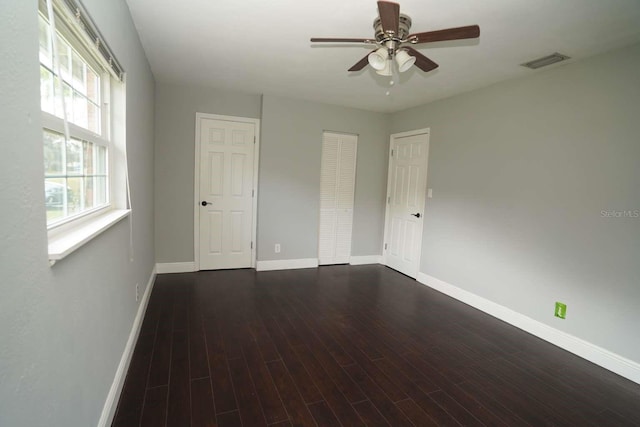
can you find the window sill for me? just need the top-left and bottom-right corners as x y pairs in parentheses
(48, 209), (130, 265)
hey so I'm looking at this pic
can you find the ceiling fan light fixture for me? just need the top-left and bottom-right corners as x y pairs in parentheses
(310, 1), (480, 77)
(368, 47), (389, 71)
(395, 49), (416, 72)
(375, 59), (393, 76)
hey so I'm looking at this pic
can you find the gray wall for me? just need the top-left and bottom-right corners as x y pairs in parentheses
(154, 88), (389, 264)
(0, 1), (155, 426)
(259, 95), (390, 261)
(154, 83), (262, 262)
(392, 43), (640, 363)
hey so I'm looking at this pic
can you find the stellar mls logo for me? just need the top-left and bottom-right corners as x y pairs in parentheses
(601, 209), (640, 218)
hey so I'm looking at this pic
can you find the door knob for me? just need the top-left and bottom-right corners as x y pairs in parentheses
(201, 201), (212, 206)
(411, 212), (421, 218)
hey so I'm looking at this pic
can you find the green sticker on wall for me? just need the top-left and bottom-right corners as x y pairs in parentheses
(555, 302), (567, 319)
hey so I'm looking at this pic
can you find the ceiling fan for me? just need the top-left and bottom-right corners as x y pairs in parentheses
(310, 1), (480, 75)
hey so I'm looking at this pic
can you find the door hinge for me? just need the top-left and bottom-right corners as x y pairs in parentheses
(252, 189), (255, 197)
(254, 136), (256, 144)
(251, 241), (253, 249)
(384, 243), (388, 250)
(391, 149), (394, 157)
(387, 196), (391, 204)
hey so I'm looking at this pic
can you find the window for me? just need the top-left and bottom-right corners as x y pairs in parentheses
(39, 0), (128, 262)
(39, 9), (111, 226)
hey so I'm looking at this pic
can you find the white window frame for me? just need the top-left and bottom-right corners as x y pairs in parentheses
(39, 0), (129, 264)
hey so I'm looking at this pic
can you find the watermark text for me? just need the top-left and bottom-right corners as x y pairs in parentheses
(601, 209), (639, 218)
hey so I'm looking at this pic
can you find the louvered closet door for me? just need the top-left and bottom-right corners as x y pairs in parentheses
(319, 132), (357, 265)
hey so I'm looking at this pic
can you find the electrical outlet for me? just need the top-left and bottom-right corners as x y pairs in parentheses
(275, 243), (281, 253)
(555, 301), (566, 319)
(135, 283), (139, 302)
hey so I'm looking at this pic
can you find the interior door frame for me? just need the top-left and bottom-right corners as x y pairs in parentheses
(381, 127), (430, 278)
(193, 112), (260, 271)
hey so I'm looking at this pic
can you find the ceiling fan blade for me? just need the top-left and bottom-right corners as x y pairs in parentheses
(311, 37), (376, 44)
(348, 52), (374, 71)
(378, 1), (400, 35)
(404, 47), (439, 72)
(409, 25), (480, 44)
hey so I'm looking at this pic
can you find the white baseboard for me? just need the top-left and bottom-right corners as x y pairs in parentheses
(256, 258), (319, 272)
(156, 261), (196, 274)
(349, 255), (382, 265)
(416, 272), (640, 385)
(98, 266), (157, 427)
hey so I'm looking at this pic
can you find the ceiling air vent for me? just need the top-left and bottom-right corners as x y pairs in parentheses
(521, 53), (570, 70)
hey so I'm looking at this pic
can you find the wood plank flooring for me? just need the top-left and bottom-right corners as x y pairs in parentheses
(112, 265), (640, 426)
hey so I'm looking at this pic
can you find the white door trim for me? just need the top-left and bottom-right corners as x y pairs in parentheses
(381, 128), (430, 278)
(194, 113), (260, 271)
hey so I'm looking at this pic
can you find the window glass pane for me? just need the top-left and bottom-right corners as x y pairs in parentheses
(43, 130), (64, 176)
(43, 132), (109, 225)
(39, 16), (52, 68)
(95, 177), (107, 206)
(40, 16), (102, 135)
(66, 177), (81, 215)
(40, 66), (55, 114)
(63, 83), (73, 122)
(52, 76), (62, 118)
(72, 51), (86, 93)
(45, 177), (66, 222)
(86, 67), (100, 104)
(57, 35), (72, 83)
(52, 78), (73, 122)
(87, 101), (100, 134)
(73, 91), (89, 129)
(96, 145), (107, 175)
(83, 177), (95, 210)
(44, 135), (109, 224)
(66, 138), (82, 176)
(83, 141), (94, 175)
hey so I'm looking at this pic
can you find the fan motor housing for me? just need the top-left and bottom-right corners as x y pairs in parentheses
(373, 14), (412, 42)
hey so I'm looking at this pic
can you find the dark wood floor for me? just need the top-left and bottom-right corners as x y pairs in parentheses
(112, 265), (640, 427)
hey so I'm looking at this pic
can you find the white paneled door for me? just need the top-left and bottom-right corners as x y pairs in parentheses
(319, 132), (358, 265)
(383, 129), (430, 278)
(197, 115), (257, 270)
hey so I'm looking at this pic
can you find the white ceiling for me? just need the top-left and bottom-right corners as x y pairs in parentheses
(124, 0), (640, 113)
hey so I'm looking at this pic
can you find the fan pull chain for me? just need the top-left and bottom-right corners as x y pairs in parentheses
(386, 59), (397, 96)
